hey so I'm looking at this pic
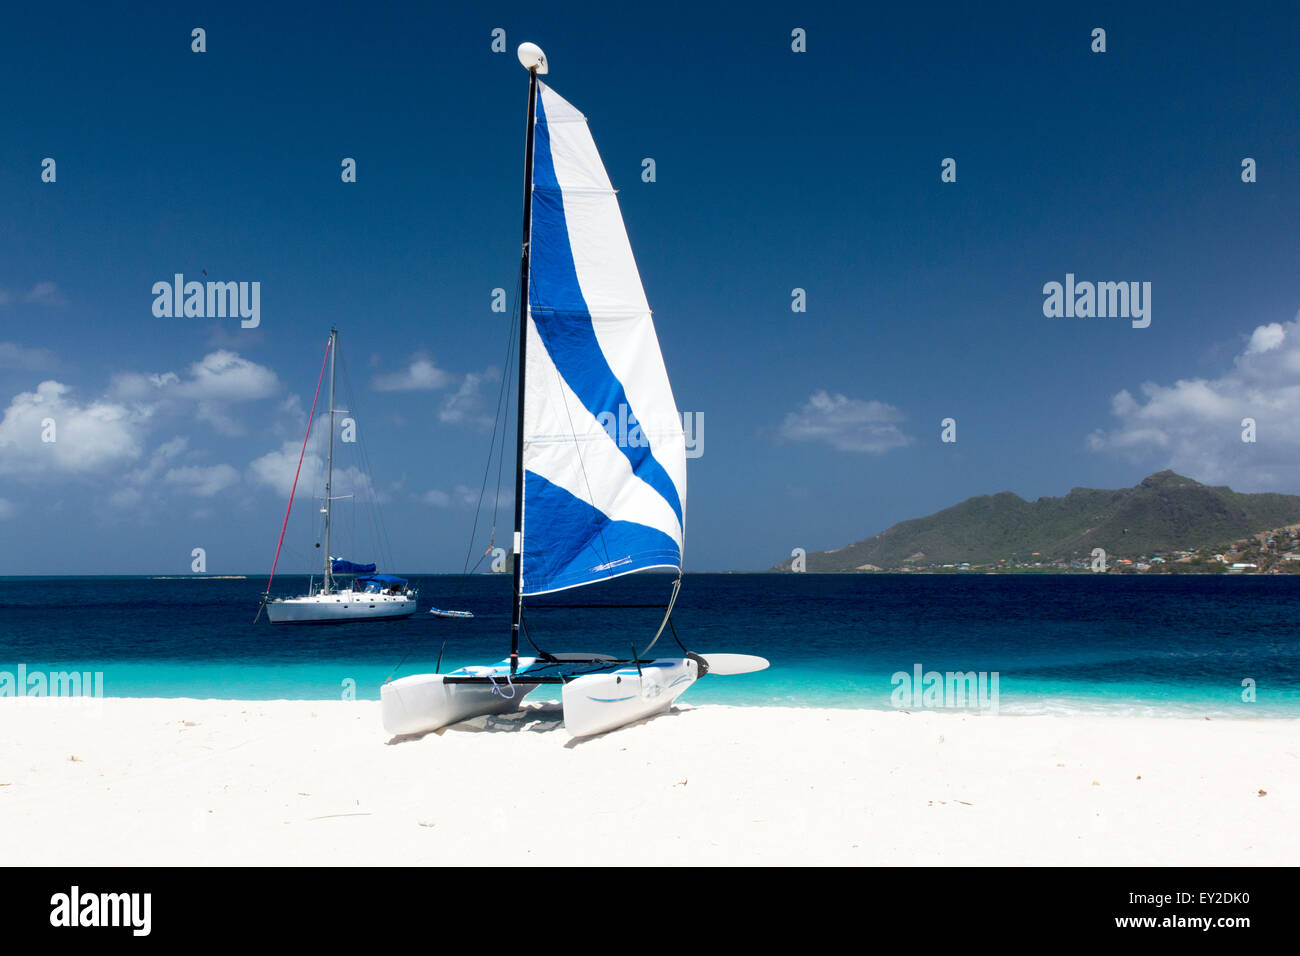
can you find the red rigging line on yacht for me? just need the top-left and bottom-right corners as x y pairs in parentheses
(263, 334), (331, 600)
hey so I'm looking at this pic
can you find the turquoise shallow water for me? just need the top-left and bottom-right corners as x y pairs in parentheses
(2, 573), (1298, 718)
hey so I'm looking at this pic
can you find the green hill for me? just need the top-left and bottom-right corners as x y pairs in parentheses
(774, 471), (1300, 570)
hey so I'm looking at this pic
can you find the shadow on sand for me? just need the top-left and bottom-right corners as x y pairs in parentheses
(560, 706), (686, 749)
(385, 701), (565, 744)
(385, 701), (688, 746)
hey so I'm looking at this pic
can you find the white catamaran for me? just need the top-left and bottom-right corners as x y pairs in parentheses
(380, 43), (765, 738)
(260, 328), (418, 623)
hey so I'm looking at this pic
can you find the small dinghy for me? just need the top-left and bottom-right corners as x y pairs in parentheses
(429, 608), (474, 619)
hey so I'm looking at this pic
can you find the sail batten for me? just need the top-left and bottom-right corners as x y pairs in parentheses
(520, 81), (686, 596)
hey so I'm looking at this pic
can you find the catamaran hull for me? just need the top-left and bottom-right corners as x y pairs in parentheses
(561, 658), (699, 738)
(266, 595), (417, 623)
(381, 672), (540, 735)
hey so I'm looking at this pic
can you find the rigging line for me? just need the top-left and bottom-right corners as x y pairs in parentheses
(520, 616), (548, 656)
(462, 304), (519, 600)
(475, 281), (521, 582)
(262, 335), (331, 602)
(335, 347), (361, 560)
(491, 305), (516, 545)
(337, 345), (396, 573)
(471, 275), (522, 602)
(383, 282), (520, 681)
(667, 613), (688, 654)
(493, 260), (526, 540)
(340, 348), (361, 561)
(487, 300), (519, 547)
(383, 641), (423, 684)
(454, 284), (519, 596)
(463, 286), (520, 568)
(638, 574), (682, 658)
(309, 405), (328, 560)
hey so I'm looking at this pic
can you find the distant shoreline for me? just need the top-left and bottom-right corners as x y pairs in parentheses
(147, 575), (249, 580)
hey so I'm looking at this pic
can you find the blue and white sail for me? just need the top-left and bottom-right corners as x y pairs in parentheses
(521, 82), (687, 595)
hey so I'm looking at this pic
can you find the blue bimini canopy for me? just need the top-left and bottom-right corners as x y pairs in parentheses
(332, 559), (377, 575)
(355, 574), (407, 593)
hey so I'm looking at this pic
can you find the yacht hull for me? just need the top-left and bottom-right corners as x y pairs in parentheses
(266, 593), (417, 623)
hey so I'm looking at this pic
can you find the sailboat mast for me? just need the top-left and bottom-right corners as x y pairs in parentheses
(323, 327), (338, 594)
(510, 64), (540, 674)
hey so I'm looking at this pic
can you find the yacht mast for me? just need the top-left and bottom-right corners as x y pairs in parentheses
(511, 44), (545, 675)
(323, 327), (338, 594)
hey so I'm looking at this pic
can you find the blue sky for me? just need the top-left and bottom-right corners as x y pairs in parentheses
(1, 2), (1297, 574)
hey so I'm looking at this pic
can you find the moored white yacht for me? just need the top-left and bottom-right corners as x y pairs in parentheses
(266, 573), (417, 623)
(259, 329), (418, 624)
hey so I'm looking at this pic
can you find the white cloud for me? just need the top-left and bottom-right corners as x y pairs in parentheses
(0, 283), (66, 308)
(98, 438), (240, 509)
(777, 390), (912, 453)
(163, 464), (240, 497)
(127, 437), (189, 485)
(439, 368), (500, 428)
(247, 432), (373, 502)
(371, 355), (452, 392)
(24, 282), (66, 306)
(0, 380), (146, 476)
(193, 403), (246, 436)
(1247, 323), (1285, 354)
(174, 350), (278, 401)
(1088, 314), (1300, 488)
(0, 341), (58, 371)
(107, 350), (278, 437)
(106, 371), (178, 401)
(0, 350), (280, 499)
(264, 393), (310, 444)
(419, 484), (507, 509)
(108, 488), (143, 509)
(248, 440), (321, 499)
(109, 350), (277, 404)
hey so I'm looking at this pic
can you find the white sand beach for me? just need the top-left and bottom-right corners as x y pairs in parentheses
(1, 699), (1294, 866)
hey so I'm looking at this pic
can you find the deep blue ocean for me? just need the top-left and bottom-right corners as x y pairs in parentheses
(2, 573), (1298, 717)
